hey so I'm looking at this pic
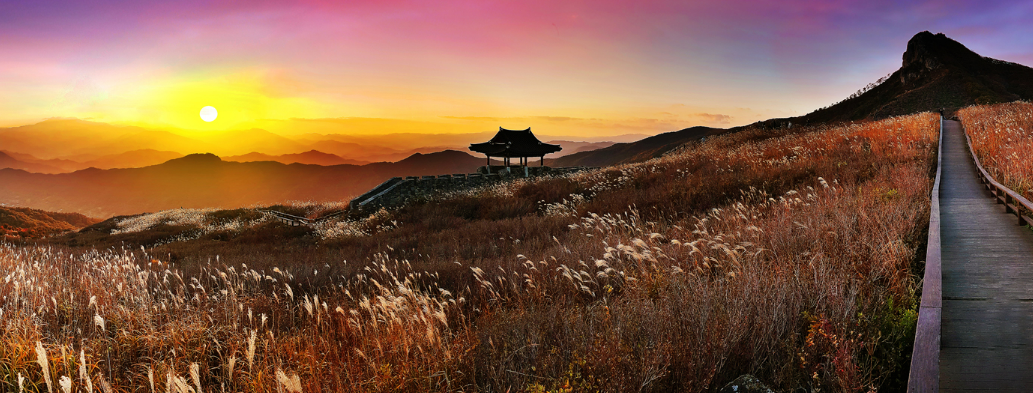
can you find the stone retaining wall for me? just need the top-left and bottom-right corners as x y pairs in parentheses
(349, 166), (592, 212)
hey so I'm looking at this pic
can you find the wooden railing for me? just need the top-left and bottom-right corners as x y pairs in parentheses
(259, 209), (347, 226)
(964, 132), (1033, 226)
(907, 116), (943, 393)
(909, 119), (1033, 391)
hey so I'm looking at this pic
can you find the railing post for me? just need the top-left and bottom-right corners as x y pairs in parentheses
(963, 119), (1033, 228)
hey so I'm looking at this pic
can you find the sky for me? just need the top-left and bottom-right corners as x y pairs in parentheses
(2, 0), (1033, 138)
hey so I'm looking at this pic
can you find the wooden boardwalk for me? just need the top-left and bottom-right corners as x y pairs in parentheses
(940, 119), (1033, 391)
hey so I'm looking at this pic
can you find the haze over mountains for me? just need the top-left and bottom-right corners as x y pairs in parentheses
(2, 31), (1029, 218)
(224, 150), (370, 166)
(0, 150), (493, 217)
(1, 149), (185, 173)
(0, 118), (627, 172)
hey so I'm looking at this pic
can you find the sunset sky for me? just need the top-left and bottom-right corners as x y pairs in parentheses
(3, 0), (1033, 137)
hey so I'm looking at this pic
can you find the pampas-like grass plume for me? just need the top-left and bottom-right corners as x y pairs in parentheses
(190, 363), (202, 393)
(59, 376), (71, 393)
(79, 350), (92, 393)
(247, 329), (257, 372)
(35, 341), (52, 393)
(276, 368), (303, 393)
(94, 314), (105, 332)
(96, 372), (113, 393)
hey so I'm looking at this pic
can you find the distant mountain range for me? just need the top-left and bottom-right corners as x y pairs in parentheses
(3, 31), (1028, 217)
(224, 150), (370, 166)
(0, 151), (63, 173)
(0, 119), (621, 174)
(0, 118), (629, 168)
(1, 149), (185, 173)
(0, 150), (493, 217)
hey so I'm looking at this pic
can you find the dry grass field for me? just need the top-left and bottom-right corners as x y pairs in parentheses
(958, 101), (1033, 200)
(1, 113), (938, 392)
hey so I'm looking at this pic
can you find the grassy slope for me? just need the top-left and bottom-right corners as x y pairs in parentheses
(559, 32), (1033, 170)
(0, 206), (97, 238)
(553, 126), (725, 167)
(11, 112), (939, 392)
(959, 102), (1033, 201)
(796, 32), (1033, 125)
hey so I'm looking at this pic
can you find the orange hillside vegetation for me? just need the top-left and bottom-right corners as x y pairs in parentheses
(2, 112), (938, 392)
(959, 101), (1033, 200)
(0, 206), (98, 238)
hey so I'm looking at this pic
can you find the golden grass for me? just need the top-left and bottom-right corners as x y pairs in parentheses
(958, 101), (1033, 200)
(0, 112), (938, 392)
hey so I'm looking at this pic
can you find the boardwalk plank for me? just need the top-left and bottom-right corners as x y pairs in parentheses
(939, 119), (1033, 392)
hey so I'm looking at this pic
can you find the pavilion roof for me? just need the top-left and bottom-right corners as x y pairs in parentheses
(469, 127), (562, 157)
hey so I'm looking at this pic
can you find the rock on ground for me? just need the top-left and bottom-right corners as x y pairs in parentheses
(718, 374), (775, 393)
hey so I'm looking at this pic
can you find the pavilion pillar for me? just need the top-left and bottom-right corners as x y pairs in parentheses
(541, 156), (544, 166)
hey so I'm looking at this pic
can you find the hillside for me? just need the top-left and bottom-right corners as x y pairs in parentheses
(0, 205), (97, 238)
(780, 31), (1033, 125)
(554, 126), (724, 167)
(0, 150), (488, 217)
(38, 113), (937, 392)
(559, 31), (1033, 168)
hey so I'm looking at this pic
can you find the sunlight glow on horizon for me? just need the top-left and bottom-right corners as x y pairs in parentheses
(2, 1), (1033, 138)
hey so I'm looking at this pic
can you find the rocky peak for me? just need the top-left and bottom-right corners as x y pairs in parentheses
(902, 31), (983, 71)
(899, 31), (984, 85)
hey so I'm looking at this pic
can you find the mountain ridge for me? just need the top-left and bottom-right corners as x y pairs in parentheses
(0, 150), (490, 217)
(554, 126), (724, 167)
(773, 31), (1033, 125)
(224, 150), (369, 166)
(562, 31), (1033, 168)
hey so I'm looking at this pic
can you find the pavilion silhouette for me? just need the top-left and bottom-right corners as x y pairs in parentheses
(469, 127), (561, 173)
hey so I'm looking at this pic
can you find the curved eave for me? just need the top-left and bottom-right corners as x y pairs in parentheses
(469, 143), (561, 157)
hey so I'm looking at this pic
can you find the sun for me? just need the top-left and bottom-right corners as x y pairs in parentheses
(200, 106), (218, 122)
